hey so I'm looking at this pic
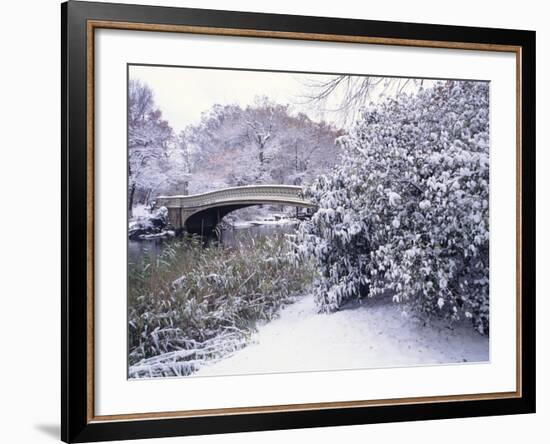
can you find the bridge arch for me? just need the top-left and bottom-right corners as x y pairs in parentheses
(155, 185), (315, 236)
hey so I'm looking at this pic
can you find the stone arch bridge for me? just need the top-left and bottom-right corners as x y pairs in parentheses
(155, 185), (315, 236)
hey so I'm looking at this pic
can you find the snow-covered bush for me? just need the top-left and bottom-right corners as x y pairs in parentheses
(128, 205), (169, 239)
(129, 233), (316, 377)
(295, 81), (490, 333)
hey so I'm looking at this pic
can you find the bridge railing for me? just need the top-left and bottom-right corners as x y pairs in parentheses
(156, 185), (308, 209)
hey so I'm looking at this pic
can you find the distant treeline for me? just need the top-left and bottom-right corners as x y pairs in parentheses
(128, 80), (343, 215)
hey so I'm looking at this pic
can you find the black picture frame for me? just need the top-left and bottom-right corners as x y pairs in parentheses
(61, 1), (536, 442)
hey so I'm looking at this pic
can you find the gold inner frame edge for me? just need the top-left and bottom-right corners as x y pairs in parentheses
(85, 19), (523, 423)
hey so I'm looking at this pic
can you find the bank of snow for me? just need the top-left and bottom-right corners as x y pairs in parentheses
(128, 205), (173, 240)
(195, 294), (489, 377)
(230, 214), (299, 229)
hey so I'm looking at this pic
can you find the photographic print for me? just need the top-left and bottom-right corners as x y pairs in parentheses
(127, 65), (490, 379)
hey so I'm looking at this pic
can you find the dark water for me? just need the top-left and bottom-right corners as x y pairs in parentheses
(128, 222), (298, 265)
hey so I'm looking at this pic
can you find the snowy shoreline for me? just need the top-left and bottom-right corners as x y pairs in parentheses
(129, 204), (300, 239)
(230, 217), (299, 229)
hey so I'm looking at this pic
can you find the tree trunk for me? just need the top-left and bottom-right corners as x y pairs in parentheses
(129, 182), (136, 217)
(144, 188), (152, 206)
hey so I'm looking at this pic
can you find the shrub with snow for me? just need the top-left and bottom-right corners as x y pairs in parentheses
(295, 81), (490, 334)
(128, 205), (169, 239)
(128, 233), (316, 377)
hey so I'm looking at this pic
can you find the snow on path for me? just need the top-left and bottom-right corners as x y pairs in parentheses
(195, 294), (489, 377)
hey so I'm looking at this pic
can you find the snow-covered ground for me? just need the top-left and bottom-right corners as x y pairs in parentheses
(195, 294), (489, 377)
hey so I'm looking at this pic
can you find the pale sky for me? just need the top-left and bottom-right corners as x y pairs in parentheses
(129, 65), (438, 133)
(129, 65), (333, 133)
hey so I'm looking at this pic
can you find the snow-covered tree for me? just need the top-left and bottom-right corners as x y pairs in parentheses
(185, 99), (342, 193)
(302, 75), (425, 126)
(184, 104), (253, 192)
(295, 80), (490, 333)
(128, 80), (174, 214)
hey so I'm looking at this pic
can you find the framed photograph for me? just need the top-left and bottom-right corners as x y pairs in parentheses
(61, 1), (535, 442)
